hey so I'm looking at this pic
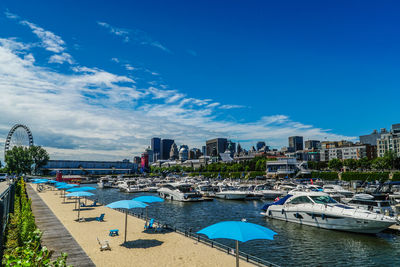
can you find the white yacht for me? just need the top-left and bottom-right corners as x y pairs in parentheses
(97, 176), (113, 188)
(252, 184), (285, 200)
(323, 184), (354, 198)
(215, 186), (249, 200)
(118, 180), (139, 193)
(157, 183), (203, 202)
(261, 191), (396, 234)
(344, 194), (394, 216)
(197, 185), (217, 198)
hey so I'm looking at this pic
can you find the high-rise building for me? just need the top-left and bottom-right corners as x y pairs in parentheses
(305, 140), (321, 150)
(288, 136), (303, 152)
(256, 141), (266, 151)
(201, 146), (206, 156)
(169, 142), (179, 160)
(377, 124), (400, 157)
(151, 137), (161, 161)
(144, 147), (153, 164)
(360, 130), (384, 146)
(160, 139), (174, 160)
(206, 138), (228, 156)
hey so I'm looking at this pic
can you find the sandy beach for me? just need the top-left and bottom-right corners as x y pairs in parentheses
(30, 184), (254, 267)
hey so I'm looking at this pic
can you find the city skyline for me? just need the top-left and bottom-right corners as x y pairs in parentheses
(1, 1), (399, 161)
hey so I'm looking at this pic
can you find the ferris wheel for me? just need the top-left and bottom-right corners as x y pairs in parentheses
(4, 124), (34, 155)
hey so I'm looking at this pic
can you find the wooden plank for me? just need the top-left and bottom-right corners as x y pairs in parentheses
(26, 186), (95, 267)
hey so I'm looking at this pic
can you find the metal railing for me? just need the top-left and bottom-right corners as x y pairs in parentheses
(0, 182), (16, 260)
(107, 205), (280, 267)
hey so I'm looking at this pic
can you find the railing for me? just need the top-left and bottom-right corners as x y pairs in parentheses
(108, 206), (280, 267)
(0, 181), (16, 260)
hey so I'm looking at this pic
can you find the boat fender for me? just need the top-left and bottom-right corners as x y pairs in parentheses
(311, 213), (315, 219)
(268, 210), (272, 216)
(281, 209), (285, 214)
(321, 214), (325, 220)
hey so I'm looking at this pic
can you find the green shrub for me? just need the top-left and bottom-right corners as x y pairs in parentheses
(311, 171), (338, 180)
(392, 172), (400, 181)
(2, 178), (70, 267)
(341, 172), (389, 182)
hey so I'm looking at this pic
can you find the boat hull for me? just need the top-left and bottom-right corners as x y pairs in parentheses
(262, 207), (395, 234)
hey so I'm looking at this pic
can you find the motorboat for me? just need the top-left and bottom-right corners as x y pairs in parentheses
(157, 183), (203, 202)
(238, 185), (263, 200)
(215, 186), (249, 200)
(323, 184), (354, 198)
(252, 184), (285, 199)
(344, 194), (394, 216)
(261, 191), (396, 234)
(97, 176), (113, 189)
(197, 185), (217, 198)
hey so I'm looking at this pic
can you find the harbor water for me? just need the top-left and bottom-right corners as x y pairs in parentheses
(88, 184), (400, 267)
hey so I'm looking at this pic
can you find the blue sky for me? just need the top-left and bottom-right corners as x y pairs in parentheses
(0, 0), (399, 161)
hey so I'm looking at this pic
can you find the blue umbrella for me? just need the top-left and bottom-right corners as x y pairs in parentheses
(132, 196), (164, 223)
(47, 180), (57, 184)
(132, 196), (164, 203)
(106, 200), (148, 243)
(66, 191), (95, 221)
(57, 184), (78, 202)
(66, 187), (96, 192)
(32, 179), (48, 184)
(197, 221), (277, 267)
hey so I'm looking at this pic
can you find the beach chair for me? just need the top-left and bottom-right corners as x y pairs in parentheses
(96, 213), (105, 222)
(109, 229), (119, 236)
(97, 237), (111, 251)
(144, 218), (155, 230)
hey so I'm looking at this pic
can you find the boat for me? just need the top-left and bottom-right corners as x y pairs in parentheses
(215, 186), (248, 200)
(197, 185), (217, 198)
(344, 193), (394, 216)
(157, 183), (203, 202)
(252, 184), (285, 199)
(97, 176), (113, 189)
(323, 184), (354, 198)
(260, 191), (396, 234)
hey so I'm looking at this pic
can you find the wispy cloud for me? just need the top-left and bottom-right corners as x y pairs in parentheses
(97, 21), (171, 53)
(49, 52), (74, 64)
(5, 11), (74, 65)
(186, 49), (197, 56)
(219, 104), (245, 110)
(97, 21), (130, 42)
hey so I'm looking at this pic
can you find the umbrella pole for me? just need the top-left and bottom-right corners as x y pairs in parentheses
(78, 198), (81, 221)
(146, 206), (148, 224)
(236, 240), (239, 267)
(124, 210), (128, 243)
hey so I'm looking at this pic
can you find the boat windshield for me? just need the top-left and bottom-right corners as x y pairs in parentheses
(310, 195), (337, 204)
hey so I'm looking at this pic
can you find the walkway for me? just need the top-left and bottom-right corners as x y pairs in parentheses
(0, 182), (9, 196)
(26, 185), (95, 267)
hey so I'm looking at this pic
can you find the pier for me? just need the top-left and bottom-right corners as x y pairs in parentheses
(26, 185), (95, 267)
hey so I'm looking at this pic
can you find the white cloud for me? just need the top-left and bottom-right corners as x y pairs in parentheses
(0, 36), (356, 162)
(219, 104), (245, 110)
(20, 20), (66, 53)
(97, 21), (171, 53)
(49, 52), (74, 64)
(5, 12), (74, 65)
(97, 21), (130, 42)
(124, 64), (135, 71)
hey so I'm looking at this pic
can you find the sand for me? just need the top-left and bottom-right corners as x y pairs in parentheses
(30, 184), (254, 267)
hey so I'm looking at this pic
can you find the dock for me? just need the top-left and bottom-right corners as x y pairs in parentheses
(26, 185), (95, 267)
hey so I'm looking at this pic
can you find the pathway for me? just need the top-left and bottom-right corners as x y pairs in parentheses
(26, 185), (95, 267)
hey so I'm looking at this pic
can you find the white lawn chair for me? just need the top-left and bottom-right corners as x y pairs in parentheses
(97, 237), (111, 251)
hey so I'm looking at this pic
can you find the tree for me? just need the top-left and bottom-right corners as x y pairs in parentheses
(371, 157), (389, 171)
(328, 158), (343, 171)
(5, 146), (49, 175)
(5, 146), (33, 175)
(357, 157), (371, 170)
(343, 159), (358, 170)
(383, 150), (398, 170)
(29, 146), (49, 175)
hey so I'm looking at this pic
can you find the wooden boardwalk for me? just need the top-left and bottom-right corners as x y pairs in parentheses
(27, 185), (95, 267)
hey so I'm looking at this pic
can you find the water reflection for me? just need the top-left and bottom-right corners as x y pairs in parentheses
(87, 184), (400, 266)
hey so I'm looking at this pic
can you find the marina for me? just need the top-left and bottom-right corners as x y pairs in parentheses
(79, 179), (400, 267)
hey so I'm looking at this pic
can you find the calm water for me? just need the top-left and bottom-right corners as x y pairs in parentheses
(87, 184), (400, 267)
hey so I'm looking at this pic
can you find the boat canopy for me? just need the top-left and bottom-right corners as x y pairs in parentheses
(261, 194), (292, 211)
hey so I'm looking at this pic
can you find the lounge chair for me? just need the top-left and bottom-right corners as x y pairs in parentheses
(81, 201), (97, 207)
(96, 213), (105, 222)
(144, 219), (155, 230)
(97, 237), (111, 251)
